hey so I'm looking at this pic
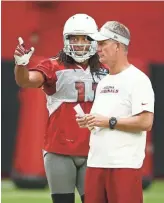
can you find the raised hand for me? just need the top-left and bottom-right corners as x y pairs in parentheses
(14, 37), (35, 66)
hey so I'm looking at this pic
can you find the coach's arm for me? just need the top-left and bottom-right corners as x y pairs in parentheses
(113, 111), (154, 132)
(85, 111), (154, 133)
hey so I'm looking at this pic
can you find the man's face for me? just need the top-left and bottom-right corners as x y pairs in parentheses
(97, 39), (118, 64)
(69, 35), (91, 56)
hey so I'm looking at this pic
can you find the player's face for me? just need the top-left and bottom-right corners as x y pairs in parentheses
(69, 35), (91, 56)
(97, 39), (119, 65)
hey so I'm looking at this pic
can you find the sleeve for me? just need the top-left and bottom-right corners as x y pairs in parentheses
(131, 75), (155, 116)
(28, 59), (57, 86)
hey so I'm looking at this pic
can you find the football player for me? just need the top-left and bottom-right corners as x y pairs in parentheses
(14, 13), (108, 203)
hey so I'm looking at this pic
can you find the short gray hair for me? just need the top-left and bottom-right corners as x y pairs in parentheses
(102, 21), (130, 52)
(103, 21), (130, 41)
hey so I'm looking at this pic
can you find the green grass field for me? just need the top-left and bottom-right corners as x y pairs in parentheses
(1, 180), (164, 203)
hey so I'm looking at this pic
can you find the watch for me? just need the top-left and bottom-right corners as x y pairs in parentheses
(109, 117), (117, 129)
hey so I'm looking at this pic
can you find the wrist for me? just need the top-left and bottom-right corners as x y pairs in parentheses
(109, 117), (117, 129)
(16, 64), (27, 68)
(102, 117), (111, 128)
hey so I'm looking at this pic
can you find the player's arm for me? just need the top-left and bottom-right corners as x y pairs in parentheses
(15, 65), (44, 88)
(14, 37), (44, 88)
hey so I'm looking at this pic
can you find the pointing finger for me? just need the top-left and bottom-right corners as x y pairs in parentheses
(18, 37), (24, 46)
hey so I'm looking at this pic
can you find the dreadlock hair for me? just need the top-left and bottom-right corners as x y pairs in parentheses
(53, 50), (102, 80)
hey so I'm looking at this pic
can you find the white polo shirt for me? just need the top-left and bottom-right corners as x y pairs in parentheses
(87, 65), (154, 169)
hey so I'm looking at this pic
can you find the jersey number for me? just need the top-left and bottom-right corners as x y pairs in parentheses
(75, 82), (97, 102)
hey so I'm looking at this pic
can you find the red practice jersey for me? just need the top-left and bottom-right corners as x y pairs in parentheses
(29, 58), (108, 156)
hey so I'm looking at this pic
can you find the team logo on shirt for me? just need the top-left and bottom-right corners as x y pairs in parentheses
(100, 86), (119, 93)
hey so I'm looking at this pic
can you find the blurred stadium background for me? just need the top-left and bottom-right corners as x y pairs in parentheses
(1, 1), (164, 203)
